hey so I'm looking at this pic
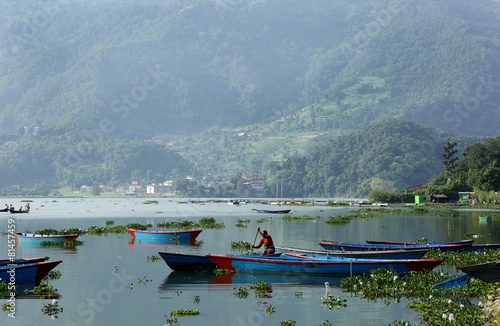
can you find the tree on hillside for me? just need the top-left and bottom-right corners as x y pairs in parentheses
(442, 138), (458, 182)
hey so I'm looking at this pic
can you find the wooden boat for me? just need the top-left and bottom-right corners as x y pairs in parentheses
(432, 274), (471, 289)
(255, 209), (291, 214)
(463, 244), (500, 251)
(127, 229), (202, 243)
(366, 239), (474, 246)
(159, 252), (217, 271)
(274, 245), (429, 259)
(0, 208), (9, 212)
(159, 252), (282, 271)
(0, 260), (62, 285)
(9, 209), (29, 214)
(0, 256), (49, 266)
(207, 254), (442, 275)
(319, 240), (468, 252)
(458, 260), (500, 283)
(14, 232), (79, 244)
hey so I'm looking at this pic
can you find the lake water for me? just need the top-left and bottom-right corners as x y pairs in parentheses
(0, 197), (497, 326)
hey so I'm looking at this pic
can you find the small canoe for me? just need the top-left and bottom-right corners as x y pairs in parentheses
(0, 256), (49, 266)
(463, 244), (500, 251)
(458, 260), (500, 283)
(127, 229), (202, 243)
(275, 245), (429, 259)
(14, 232), (79, 244)
(159, 252), (217, 271)
(159, 252), (283, 271)
(319, 240), (468, 252)
(366, 239), (474, 246)
(9, 209), (29, 214)
(0, 208), (9, 212)
(207, 254), (442, 275)
(255, 209), (291, 214)
(0, 260), (62, 285)
(433, 274), (471, 289)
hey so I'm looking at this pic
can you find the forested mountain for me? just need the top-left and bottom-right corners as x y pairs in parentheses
(0, 0), (499, 194)
(261, 120), (483, 198)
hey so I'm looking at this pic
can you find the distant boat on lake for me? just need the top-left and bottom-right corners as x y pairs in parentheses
(127, 229), (202, 243)
(255, 209), (291, 214)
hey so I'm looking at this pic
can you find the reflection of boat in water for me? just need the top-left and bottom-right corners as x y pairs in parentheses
(458, 260), (500, 283)
(159, 270), (345, 289)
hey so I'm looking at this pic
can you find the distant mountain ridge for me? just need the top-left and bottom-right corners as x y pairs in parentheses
(0, 0), (499, 138)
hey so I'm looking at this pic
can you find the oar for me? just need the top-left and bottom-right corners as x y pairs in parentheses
(253, 228), (259, 247)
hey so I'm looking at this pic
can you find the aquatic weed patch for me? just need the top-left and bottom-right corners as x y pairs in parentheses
(279, 215), (317, 222)
(39, 240), (84, 247)
(341, 268), (492, 325)
(424, 249), (500, 268)
(157, 217), (224, 230)
(326, 208), (382, 225)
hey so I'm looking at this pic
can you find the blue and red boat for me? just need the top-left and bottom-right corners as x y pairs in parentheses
(275, 245), (429, 259)
(127, 229), (202, 243)
(366, 239), (474, 246)
(0, 260), (62, 285)
(14, 232), (79, 245)
(255, 209), (291, 214)
(159, 251), (283, 271)
(207, 254), (442, 275)
(319, 240), (469, 252)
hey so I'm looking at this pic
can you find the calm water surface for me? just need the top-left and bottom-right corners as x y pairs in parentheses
(0, 198), (498, 326)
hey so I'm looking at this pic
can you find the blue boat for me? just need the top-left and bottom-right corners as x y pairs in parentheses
(0, 256), (49, 266)
(207, 254), (442, 275)
(159, 252), (282, 271)
(318, 240), (468, 252)
(275, 245), (429, 259)
(255, 209), (291, 214)
(366, 239), (474, 246)
(461, 244), (500, 252)
(433, 274), (471, 289)
(159, 252), (217, 271)
(0, 260), (62, 285)
(14, 232), (79, 244)
(127, 229), (202, 243)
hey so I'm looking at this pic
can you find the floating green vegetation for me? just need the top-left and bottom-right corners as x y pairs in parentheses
(0, 281), (11, 298)
(213, 268), (233, 275)
(489, 213), (500, 220)
(256, 216), (272, 223)
(193, 296), (200, 304)
(43, 270), (62, 280)
(319, 321), (332, 326)
(147, 254), (161, 262)
(157, 217), (224, 230)
(35, 228), (84, 235)
(235, 218), (250, 228)
(408, 207), (430, 214)
(42, 299), (62, 318)
(32, 282), (58, 297)
(193, 239), (203, 246)
(264, 303), (275, 315)
(39, 240), (84, 247)
(280, 215), (317, 222)
(280, 321), (297, 326)
(252, 280), (272, 297)
(321, 294), (347, 310)
(143, 200), (159, 204)
(325, 214), (355, 225)
(169, 309), (200, 317)
(233, 286), (250, 299)
(424, 248), (500, 268)
(105, 220), (115, 226)
(170, 235), (180, 243)
(230, 240), (253, 254)
(341, 268), (491, 325)
(35, 223), (152, 237)
(295, 291), (303, 298)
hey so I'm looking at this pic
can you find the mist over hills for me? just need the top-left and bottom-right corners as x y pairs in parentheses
(0, 0), (499, 196)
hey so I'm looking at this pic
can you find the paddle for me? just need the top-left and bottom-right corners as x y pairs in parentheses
(253, 228), (260, 247)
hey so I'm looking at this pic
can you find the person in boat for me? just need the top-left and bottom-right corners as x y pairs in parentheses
(25, 203), (30, 211)
(252, 227), (275, 256)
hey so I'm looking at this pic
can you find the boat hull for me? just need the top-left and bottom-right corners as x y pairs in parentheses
(275, 245), (429, 259)
(458, 260), (500, 283)
(256, 209), (291, 214)
(319, 240), (467, 252)
(14, 232), (79, 244)
(0, 260), (62, 285)
(207, 254), (441, 275)
(366, 239), (474, 246)
(127, 229), (202, 243)
(159, 252), (217, 271)
(0, 257), (49, 266)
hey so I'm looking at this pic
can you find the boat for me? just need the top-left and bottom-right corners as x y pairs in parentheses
(255, 209), (291, 214)
(366, 239), (474, 246)
(432, 274), (471, 289)
(318, 240), (469, 252)
(0, 256), (49, 266)
(127, 229), (202, 243)
(9, 208), (29, 214)
(0, 260), (62, 285)
(14, 232), (79, 244)
(159, 252), (217, 271)
(206, 254), (442, 275)
(274, 245), (429, 259)
(463, 244), (500, 251)
(159, 252), (283, 271)
(0, 208), (9, 212)
(458, 260), (500, 283)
